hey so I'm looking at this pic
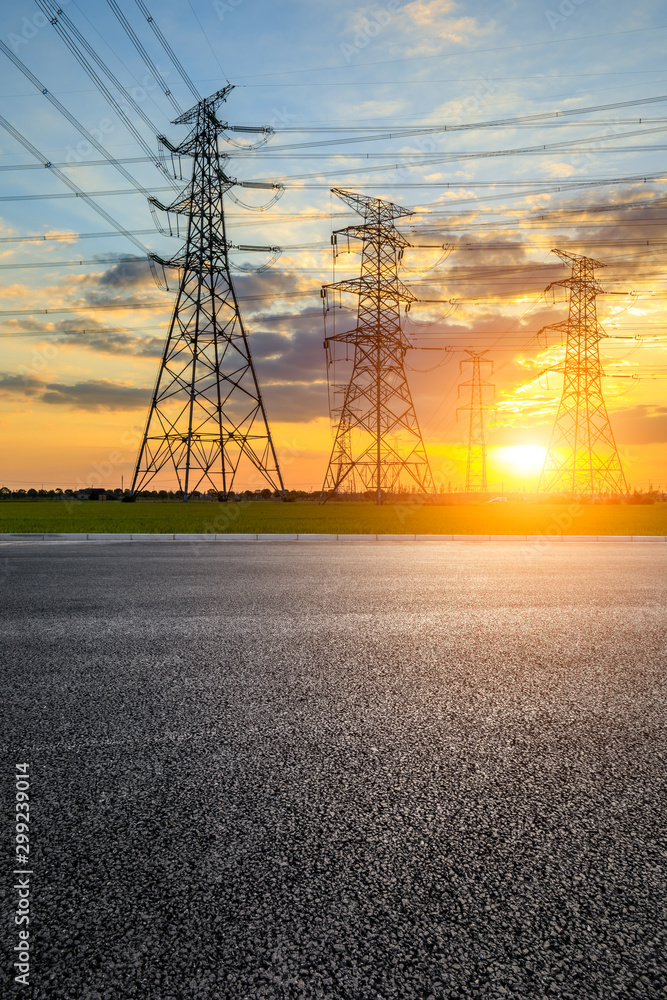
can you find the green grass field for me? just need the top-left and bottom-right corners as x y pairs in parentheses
(0, 499), (665, 535)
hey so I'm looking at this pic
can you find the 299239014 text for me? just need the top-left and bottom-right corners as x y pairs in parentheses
(13, 763), (32, 988)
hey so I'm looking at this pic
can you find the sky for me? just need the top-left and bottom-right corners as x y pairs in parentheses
(0, 0), (666, 493)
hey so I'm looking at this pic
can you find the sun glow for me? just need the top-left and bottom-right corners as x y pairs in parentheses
(496, 445), (548, 479)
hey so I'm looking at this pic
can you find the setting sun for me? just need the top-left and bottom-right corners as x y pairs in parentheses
(496, 445), (548, 480)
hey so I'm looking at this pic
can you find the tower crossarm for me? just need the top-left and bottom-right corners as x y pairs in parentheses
(325, 275), (416, 302)
(173, 84), (235, 125)
(149, 191), (195, 217)
(457, 378), (494, 393)
(536, 361), (618, 379)
(552, 248), (605, 271)
(331, 187), (414, 224)
(325, 329), (409, 352)
(547, 276), (606, 297)
(333, 224), (411, 249)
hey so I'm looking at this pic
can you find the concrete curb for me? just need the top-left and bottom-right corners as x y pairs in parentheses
(0, 533), (665, 543)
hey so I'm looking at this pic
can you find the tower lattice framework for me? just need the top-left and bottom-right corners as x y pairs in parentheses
(320, 188), (435, 505)
(538, 250), (627, 497)
(130, 85), (284, 501)
(457, 350), (493, 492)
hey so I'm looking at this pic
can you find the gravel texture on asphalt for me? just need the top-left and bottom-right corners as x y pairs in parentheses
(1, 540), (666, 1000)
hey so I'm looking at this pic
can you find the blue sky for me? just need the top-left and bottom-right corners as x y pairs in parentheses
(1, 0), (666, 490)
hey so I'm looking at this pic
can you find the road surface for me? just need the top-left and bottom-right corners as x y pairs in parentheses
(1, 540), (665, 999)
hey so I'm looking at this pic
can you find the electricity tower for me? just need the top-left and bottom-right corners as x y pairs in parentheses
(130, 86), (284, 501)
(538, 250), (627, 497)
(320, 188), (435, 505)
(457, 350), (494, 492)
(333, 419), (358, 495)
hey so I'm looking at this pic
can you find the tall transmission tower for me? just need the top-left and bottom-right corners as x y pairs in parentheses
(130, 85), (284, 501)
(320, 188), (435, 505)
(457, 350), (494, 492)
(538, 250), (627, 498)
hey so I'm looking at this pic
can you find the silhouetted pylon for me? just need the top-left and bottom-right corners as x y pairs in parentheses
(320, 188), (435, 505)
(333, 419), (358, 494)
(130, 85), (284, 501)
(538, 250), (627, 497)
(457, 350), (494, 492)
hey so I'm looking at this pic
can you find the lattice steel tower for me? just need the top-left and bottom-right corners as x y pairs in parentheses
(538, 250), (627, 497)
(130, 86), (284, 501)
(457, 350), (494, 492)
(320, 188), (435, 505)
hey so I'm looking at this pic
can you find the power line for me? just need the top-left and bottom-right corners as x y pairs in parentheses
(38, 0), (178, 129)
(0, 229), (157, 245)
(230, 24), (667, 81)
(248, 137), (667, 185)
(0, 289), (323, 316)
(134, 0), (201, 102)
(184, 0), (229, 85)
(0, 38), (165, 199)
(0, 156), (162, 170)
(0, 115), (150, 255)
(0, 186), (174, 203)
(238, 76), (667, 89)
(246, 93), (667, 139)
(33, 0), (178, 185)
(104, 0), (182, 114)
(0, 256), (149, 271)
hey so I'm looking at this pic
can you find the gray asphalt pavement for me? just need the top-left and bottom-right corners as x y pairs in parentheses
(1, 541), (666, 1000)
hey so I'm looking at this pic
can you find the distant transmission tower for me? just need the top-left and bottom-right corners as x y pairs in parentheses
(320, 188), (435, 505)
(130, 85), (284, 501)
(334, 419), (358, 495)
(457, 350), (494, 492)
(538, 250), (627, 497)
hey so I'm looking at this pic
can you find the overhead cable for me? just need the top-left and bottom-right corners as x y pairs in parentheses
(256, 93), (667, 143)
(0, 115), (150, 254)
(104, 0), (182, 113)
(38, 0), (179, 128)
(134, 0), (200, 102)
(32, 1), (179, 187)
(0, 38), (169, 199)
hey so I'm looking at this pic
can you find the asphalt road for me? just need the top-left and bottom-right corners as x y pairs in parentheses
(1, 541), (666, 1000)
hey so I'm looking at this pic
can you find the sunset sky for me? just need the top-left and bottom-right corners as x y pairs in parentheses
(0, 0), (666, 493)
